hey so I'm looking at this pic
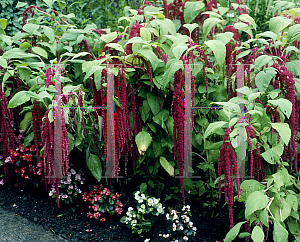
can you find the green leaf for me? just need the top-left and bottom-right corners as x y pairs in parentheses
(135, 131), (152, 155)
(261, 144), (284, 164)
(147, 92), (161, 115)
(273, 221), (288, 242)
(23, 24), (40, 35)
(183, 23), (199, 35)
(254, 55), (273, 72)
(272, 168), (290, 190)
(87, 154), (102, 182)
(268, 99), (292, 119)
(159, 156), (174, 176)
(288, 24), (300, 42)
(215, 32), (234, 44)
(138, 48), (159, 71)
(18, 66), (31, 82)
(0, 19), (7, 30)
(239, 232), (251, 239)
(67, 132), (75, 153)
(286, 60), (300, 77)
(0, 57), (7, 68)
(269, 16), (292, 34)
(24, 132), (34, 146)
(224, 221), (246, 242)
(245, 191), (269, 219)
(106, 43), (124, 52)
(100, 32), (117, 43)
(204, 121), (227, 139)
(270, 123), (291, 145)
(140, 182), (147, 193)
(184, 1), (205, 24)
(32, 47), (48, 59)
(238, 14), (256, 30)
(153, 110), (169, 132)
(255, 68), (276, 92)
(203, 18), (223, 39)
(140, 27), (151, 41)
(159, 59), (183, 89)
(20, 112), (32, 133)
(251, 226), (264, 242)
(256, 31), (278, 41)
(8, 91), (30, 108)
(16, 1), (28, 8)
(43, 0), (53, 8)
(204, 40), (226, 69)
(172, 45), (188, 60)
(43, 26), (55, 43)
(2, 48), (37, 59)
(259, 210), (269, 227)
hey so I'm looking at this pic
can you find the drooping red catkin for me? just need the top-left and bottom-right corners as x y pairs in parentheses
(173, 69), (185, 204)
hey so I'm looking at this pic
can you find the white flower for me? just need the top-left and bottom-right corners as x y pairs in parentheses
(144, 239), (150, 242)
(173, 214), (178, 220)
(171, 210), (176, 215)
(138, 199), (143, 203)
(141, 204), (146, 209)
(227, 12), (234, 17)
(179, 225), (184, 230)
(183, 236), (189, 241)
(70, 168), (76, 175)
(193, 227), (197, 231)
(166, 213), (170, 220)
(147, 198), (154, 206)
(128, 207), (133, 212)
(153, 198), (159, 204)
(189, 222), (193, 227)
(131, 219), (137, 226)
(157, 206), (164, 214)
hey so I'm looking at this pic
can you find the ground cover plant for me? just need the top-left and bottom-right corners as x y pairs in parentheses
(1, 0), (300, 241)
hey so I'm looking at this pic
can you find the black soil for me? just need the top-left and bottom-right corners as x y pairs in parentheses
(0, 184), (229, 242)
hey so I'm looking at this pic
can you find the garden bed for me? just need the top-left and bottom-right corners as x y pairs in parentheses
(0, 184), (229, 242)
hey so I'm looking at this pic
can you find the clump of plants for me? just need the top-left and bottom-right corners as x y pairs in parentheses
(159, 205), (197, 242)
(120, 191), (165, 236)
(49, 168), (85, 212)
(82, 184), (123, 222)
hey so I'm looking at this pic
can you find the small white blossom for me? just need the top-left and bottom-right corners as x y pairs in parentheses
(183, 236), (189, 241)
(144, 239), (150, 242)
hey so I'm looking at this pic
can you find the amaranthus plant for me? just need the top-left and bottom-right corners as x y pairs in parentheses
(49, 168), (85, 212)
(120, 191), (165, 236)
(82, 184), (123, 222)
(0, 155), (4, 186)
(159, 205), (197, 242)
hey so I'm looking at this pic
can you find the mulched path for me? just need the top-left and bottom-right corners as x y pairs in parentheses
(0, 184), (229, 242)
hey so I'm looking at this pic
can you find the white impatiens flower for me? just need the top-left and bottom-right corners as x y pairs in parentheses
(179, 225), (184, 230)
(147, 198), (154, 206)
(189, 221), (193, 227)
(144, 239), (150, 242)
(193, 227), (197, 231)
(166, 213), (170, 220)
(183, 236), (189, 241)
(157, 206), (164, 214)
(141, 204), (146, 209)
(128, 207), (133, 212)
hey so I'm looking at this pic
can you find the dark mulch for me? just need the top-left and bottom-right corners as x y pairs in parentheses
(0, 183), (229, 242)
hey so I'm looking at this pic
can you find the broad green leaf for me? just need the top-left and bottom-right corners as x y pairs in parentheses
(269, 16), (292, 34)
(204, 40), (226, 69)
(272, 168), (290, 189)
(159, 59), (183, 89)
(32, 47), (48, 59)
(18, 66), (31, 82)
(239, 232), (251, 239)
(147, 92), (161, 115)
(273, 221), (288, 242)
(286, 194), (298, 212)
(204, 121), (227, 139)
(24, 132), (34, 146)
(261, 144), (284, 164)
(135, 131), (152, 155)
(255, 68), (276, 92)
(245, 191), (269, 219)
(184, 1), (205, 24)
(67, 132), (75, 152)
(259, 210), (269, 227)
(43, 0), (53, 8)
(138, 48), (159, 71)
(8, 91), (30, 108)
(256, 31), (278, 41)
(268, 99), (292, 119)
(23, 23), (40, 35)
(288, 24), (300, 42)
(172, 45), (188, 60)
(286, 46), (300, 54)
(203, 18), (223, 39)
(270, 123), (291, 145)
(224, 221), (246, 242)
(239, 180), (265, 202)
(2, 48), (37, 59)
(160, 156), (174, 176)
(140, 27), (151, 41)
(215, 32), (234, 44)
(140, 182), (147, 193)
(254, 55), (273, 72)
(153, 110), (169, 132)
(0, 19), (7, 30)
(43, 26), (55, 43)
(87, 154), (102, 182)
(286, 60), (300, 77)
(20, 112), (32, 133)
(238, 14), (256, 30)
(251, 226), (264, 242)
(0, 57), (7, 68)
(153, 136), (165, 158)
(16, 1), (28, 8)
(183, 23), (199, 35)
(106, 43), (124, 52)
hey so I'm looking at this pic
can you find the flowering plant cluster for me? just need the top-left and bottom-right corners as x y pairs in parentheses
(49, 168), (85, 212)
(159, 205), (197, 242)
(6, 144), (44, 185)
(82, 184), (123, 222)
(120, 191), (164, 236)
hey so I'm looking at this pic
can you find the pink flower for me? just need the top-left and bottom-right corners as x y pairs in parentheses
(92, 204), (98, 212)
